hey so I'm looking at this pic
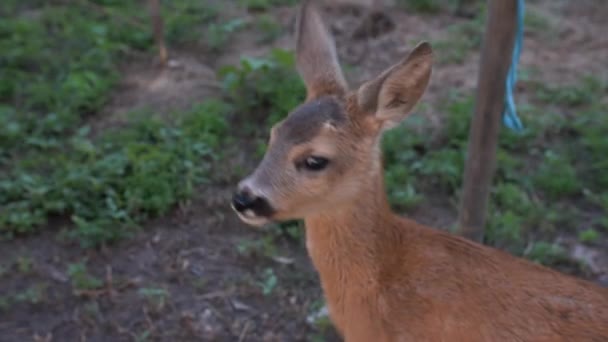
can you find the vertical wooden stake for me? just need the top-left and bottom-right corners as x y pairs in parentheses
(456, 0), (518, 242)
(148, 0), (167, 67)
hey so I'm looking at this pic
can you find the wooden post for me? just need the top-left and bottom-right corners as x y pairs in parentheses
(456, 0), (518, 242)
(148, 0), (167, 66)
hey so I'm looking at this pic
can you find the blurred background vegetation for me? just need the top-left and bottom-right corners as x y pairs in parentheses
(0, 0), (606, 340)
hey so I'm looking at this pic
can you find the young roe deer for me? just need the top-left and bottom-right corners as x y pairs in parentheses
(231, 1), (608, 340)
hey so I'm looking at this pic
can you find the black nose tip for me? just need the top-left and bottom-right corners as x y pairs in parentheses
(232, 190), (257, 212)
(232, 189), (275, 217)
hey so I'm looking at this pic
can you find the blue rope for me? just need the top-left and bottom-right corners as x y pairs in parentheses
(502, 0), (525, 132)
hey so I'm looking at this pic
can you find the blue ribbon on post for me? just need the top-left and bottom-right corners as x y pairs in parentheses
(502, 0), (525, 132)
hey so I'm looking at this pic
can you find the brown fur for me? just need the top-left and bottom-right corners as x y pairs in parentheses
(306, 161), (608, 341)
(234, 1), (608, 340)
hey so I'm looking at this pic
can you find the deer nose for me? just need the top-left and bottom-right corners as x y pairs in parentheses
(232, 190), (257, 212)
(231, 188), (273, 217)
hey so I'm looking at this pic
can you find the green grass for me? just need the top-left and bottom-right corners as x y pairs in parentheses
(1, 102), (228, 246)
(0, 1), (229, 246)
(382, 92), (471, 203)
(396, 0), (460, 13)
(138, 287), (170, 312)
(381, 75), (607, 260)
(0, 282), (48, 312)
(0, 0), (306, 248)
(238, 0), (298, 11)
(533, 151), (580, 199)
(258, 268), (278, 295)
(206, 18), (248, 52)
(413, 1), (553, 58)
(16, 256), (34, 274)
(535, 77), (604, 107)
(578, 229), (600, 244)
(524, 241), (569, 266)
(524, 7), (553, 35)
(164, 2), (219, 43)
(219, 48), (306, 130)
(13, 283), (48, 304)
(68, 261), (103, 291)
(256, 14), (282, 43)
(433, 11), (485, 64)
(1, 0), (606, 274)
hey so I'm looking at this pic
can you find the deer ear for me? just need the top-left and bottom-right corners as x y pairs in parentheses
(296, 0), (347, 99)
(357, 42), (433, 129)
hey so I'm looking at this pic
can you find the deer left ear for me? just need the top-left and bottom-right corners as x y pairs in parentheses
(357, 42), (433, 129)
(295, 0), (348, 100)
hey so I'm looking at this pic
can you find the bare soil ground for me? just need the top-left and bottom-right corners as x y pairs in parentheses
(1, 0), (607, 341)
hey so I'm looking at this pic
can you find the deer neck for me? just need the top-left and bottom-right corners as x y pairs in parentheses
(304, 157), (400, 291)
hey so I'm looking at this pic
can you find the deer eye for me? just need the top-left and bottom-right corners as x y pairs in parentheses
(303, 156), (329, 171)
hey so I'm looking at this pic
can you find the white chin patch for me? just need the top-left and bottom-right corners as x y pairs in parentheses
(236, 212), (270, 227)
(243, 209), (256, 218)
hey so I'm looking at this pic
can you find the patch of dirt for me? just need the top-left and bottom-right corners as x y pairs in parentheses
(2, 1), (608, 341)
(510, 0), (608, 90)
(0, 197), (338, 341)
(90, 50), (222, 136)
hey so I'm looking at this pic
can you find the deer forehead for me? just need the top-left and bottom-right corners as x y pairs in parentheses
(271, 96), (347, 148)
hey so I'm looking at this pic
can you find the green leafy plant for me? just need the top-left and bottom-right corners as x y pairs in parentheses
(237, 236), (279, 258)
(220, 48), (306, 130)
(1, 101), (228, 246)
(67, 261), (103, 291)
(486, 183), (542, 253)
(524, 241), (569, 266)
(138, 287), (169, 312)
(486, 211), (524, 253)
(16, 256), (33, 274)
(578, 229), (599, 244)
(433, 12), (485, 64)
(573, 105), (608, 189)
(14, 283), (48, 304)
(396, 0), (449, 13)
(307, 299), (332, 336)
(239, 0), (298, 11)
(533, 151), (579, 199)
(382, 123), (425, 208)
(493, 183), (535, 217)
(0, 296), (9, 312)
(0, 2), (231, 247)
(256, 14), (282, 43)
(163, 1), (219, 43)
(524, 7), (552, 35)
(258, 268), (278, 295)
(535, 77), (603, 107)
(206, 18), (247, 51)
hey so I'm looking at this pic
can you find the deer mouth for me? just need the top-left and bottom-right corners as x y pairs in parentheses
(231, 186), (276, 227)
(233, 207), (272, 227)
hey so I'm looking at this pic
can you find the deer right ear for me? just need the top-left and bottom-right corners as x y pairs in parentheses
(295, 0), (348, 100)
(357, 42), (433, 130)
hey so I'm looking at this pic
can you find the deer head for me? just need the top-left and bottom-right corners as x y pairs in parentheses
(232, 0), (433, 227)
